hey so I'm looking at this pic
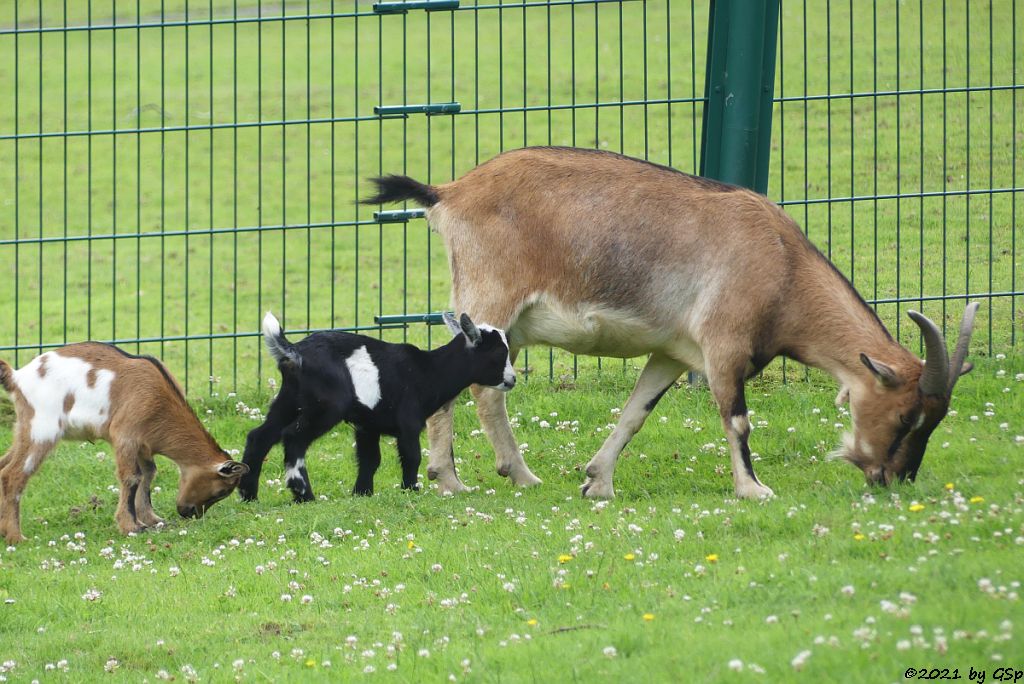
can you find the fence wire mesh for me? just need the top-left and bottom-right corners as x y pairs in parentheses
(0, 1), (1020, 394)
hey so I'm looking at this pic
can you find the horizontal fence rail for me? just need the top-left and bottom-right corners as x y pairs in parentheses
(0, 1), (1020, 395)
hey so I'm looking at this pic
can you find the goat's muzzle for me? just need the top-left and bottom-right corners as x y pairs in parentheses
(177, 504), (201, 519)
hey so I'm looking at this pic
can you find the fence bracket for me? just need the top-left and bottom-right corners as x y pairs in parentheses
(374, 312), (447, 326)
(374, 209), (426, 223)
(374, 102), (461, 118)
(373, 1), (460, 13)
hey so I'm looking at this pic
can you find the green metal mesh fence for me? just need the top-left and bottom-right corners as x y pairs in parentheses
(1, 1), (1020, 395)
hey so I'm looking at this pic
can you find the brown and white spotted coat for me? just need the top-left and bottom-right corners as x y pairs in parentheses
(364, 146), (979, 499)
(0, 343), (248, 542)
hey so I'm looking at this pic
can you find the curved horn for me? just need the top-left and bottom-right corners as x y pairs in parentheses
(947, 302), (980, 395)
(907, 310), (949, 396)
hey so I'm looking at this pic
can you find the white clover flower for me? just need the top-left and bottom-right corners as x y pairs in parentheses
(791, 650), (812, 670)
(728, 659), (744, 672)
(602, 646), (617, 658)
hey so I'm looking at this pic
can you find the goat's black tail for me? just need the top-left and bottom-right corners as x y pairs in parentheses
(361, 175), (440, 207)
(261, 312), (302, 370)
(0, 359), (15, 393)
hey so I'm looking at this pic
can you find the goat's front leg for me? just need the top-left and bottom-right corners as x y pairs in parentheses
(396, 429), (423, 491)
(133, 449), (164, 527)
(425, 401), (471, 495)
(353, 429), (382, 496)
(114, 442), (146, 535)
(470, 384), (542, 488)
(582, 353), (685, 499)
(705, 365), (774, 499)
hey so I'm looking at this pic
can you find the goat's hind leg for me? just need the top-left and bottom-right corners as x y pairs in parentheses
(0, 436), (56, 543)
(238, 390), (298, 501)
(704, 358), (774, 499)
(581, 353), (685, 499)
(471, 380), (542, 488)
(425, 400), (471, 495)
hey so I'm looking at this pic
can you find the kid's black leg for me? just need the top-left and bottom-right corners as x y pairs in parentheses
(280, 413), (338, 503)
(238, 391), (298, 501)
(397, 431), (423, 491)
(352, 429), (382, 496)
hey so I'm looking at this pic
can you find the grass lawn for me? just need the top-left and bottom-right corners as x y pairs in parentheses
(0, 357), (1022, 681)
(1, 0), (1023, 681)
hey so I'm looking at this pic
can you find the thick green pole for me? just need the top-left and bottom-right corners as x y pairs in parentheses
(700, 0), (781, 194)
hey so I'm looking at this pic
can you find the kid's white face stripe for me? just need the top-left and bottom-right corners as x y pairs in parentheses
(478, 324), (516, 385)
(346, 346), (382, 409)
(13, 352), (115, 443)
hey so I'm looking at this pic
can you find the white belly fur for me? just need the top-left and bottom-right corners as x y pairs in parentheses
(509, 296), (705, 371)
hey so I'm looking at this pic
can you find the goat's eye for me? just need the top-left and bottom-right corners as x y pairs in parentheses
(898, 413), (912, 427)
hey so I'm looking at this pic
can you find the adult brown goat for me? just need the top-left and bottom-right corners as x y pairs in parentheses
(364, 146), (979, 499)
(0, 343), (248, 542)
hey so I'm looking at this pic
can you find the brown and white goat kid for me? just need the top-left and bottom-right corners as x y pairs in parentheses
(0, 343), (248, 542)
(364, 146), (979, 499)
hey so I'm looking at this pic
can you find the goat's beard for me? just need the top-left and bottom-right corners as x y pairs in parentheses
(827, 432), (858, 464)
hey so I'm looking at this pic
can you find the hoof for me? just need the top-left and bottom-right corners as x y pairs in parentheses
(435, 477), (471, 497)
(580, 477), (615, 499)
(510, 468), (542, 488)
(735, 481), (775, 500)
(2, 530), (26, 544)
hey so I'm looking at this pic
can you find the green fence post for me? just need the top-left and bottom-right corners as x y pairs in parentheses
(700, 0), (781, 194)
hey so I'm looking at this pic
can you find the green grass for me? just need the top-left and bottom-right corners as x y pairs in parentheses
(0, 358), (1022, 681)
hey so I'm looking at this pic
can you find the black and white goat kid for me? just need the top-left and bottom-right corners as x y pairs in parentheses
(238, 312), (516, 501)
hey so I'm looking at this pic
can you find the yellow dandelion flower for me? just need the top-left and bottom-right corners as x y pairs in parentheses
(642, 613), (655, 622)
(560, 583), (572, 589)
(908, 504), (925, 512)
(853, 533), (866, 541)
(970, 496), (984, 504)
(407, 540), (416, 550)
(705, 554), (719, 563)
(944, 482), (955, 491)
(305, 659), (317, 668)
(623, 553), (636, 561)
(527, 618), (538, 626)
(558, 554), (573, 564)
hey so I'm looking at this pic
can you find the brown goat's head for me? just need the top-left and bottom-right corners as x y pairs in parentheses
(835, 303), (979, 485)
(176, 459), (249, 518)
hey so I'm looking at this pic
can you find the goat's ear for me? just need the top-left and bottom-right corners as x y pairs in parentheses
(859, 353), (902, 388)
(217, 461), (249, 478)
(958, 361), (974, 377)
(442, 311), (462, 338)
(834, 386), (850, 407)
(459, 313), (482, 347)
